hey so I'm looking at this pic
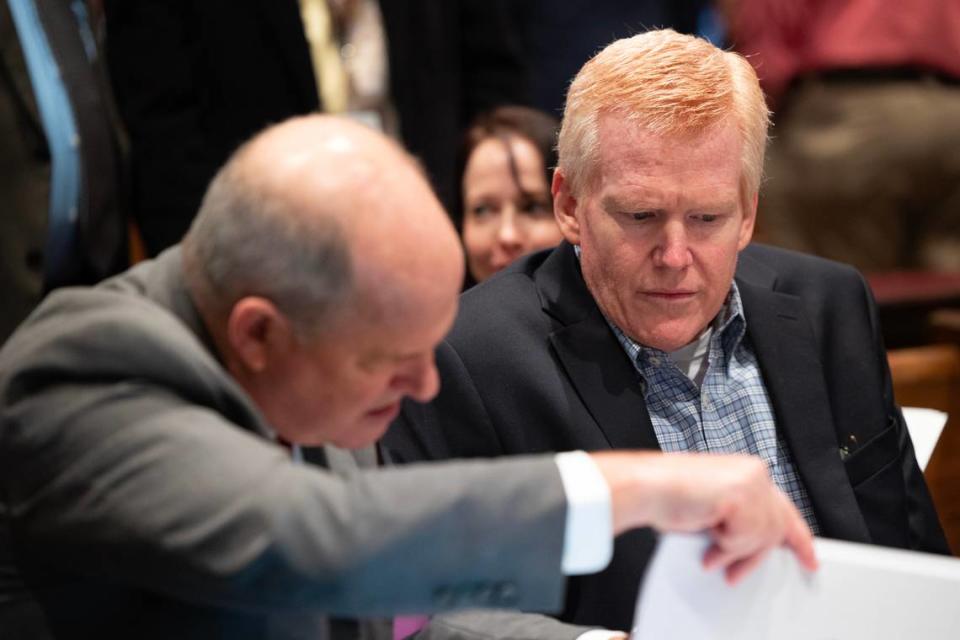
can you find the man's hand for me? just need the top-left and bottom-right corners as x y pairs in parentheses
(589, 451), (818, 584)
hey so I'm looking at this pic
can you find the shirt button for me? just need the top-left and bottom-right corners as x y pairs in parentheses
(649, 356), (661, 366)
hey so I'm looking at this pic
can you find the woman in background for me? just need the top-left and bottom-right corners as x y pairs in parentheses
(459, 106), (564, 283)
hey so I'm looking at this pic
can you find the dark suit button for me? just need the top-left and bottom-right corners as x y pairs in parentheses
(491, 581), (519, 606)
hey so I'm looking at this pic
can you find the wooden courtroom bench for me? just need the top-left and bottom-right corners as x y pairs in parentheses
(868, 272), (960, 348)
(888, 344), (960, 555)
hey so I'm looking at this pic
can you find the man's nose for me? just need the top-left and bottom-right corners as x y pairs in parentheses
(653, 222), (692, 269)
(395, 353), (440, 403)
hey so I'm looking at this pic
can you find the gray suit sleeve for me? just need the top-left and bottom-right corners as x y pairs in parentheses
(3, 382), (569, 617)
(414, 610), (599, 640)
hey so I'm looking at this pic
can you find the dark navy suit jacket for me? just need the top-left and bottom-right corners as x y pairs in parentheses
(384, 241), (949, 630)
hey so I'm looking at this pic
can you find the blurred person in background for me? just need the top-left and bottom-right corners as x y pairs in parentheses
(0, 2), (46, 342)
(459, 106), (563, 284)
(722, 0), (960, 271)
(1, 0), (126, 342)
(105, 0), (527, 255)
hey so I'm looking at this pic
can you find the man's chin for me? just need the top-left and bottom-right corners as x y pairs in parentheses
(329, 406), (400, 449)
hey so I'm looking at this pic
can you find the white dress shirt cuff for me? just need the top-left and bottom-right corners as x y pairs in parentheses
(575, 630), (628, 640)
(554, 450), (614, 575)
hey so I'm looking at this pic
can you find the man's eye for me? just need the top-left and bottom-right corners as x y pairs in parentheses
(695, 214), (720, 223)
(630, 211), (655, 221)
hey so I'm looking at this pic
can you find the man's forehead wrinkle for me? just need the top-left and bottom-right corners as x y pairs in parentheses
(595, 117), (744, 192)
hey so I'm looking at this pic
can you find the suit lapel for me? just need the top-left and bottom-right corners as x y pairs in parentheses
(736, 253), (870, 541)
(538, 244), (661, 451)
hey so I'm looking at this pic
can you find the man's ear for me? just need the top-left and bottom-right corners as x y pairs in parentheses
(225, 297), (294, 373)
(552, 169), (581, 245)
(738, 191), (759, 250)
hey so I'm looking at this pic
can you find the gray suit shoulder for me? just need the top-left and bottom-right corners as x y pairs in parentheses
(2, 287), (219, 397)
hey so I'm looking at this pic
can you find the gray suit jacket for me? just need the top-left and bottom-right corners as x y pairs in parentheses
(0, 248), (570, 639)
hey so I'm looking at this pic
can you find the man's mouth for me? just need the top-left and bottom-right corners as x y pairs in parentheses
(367, 401), (401, 421)
(643, 290), (696, 299)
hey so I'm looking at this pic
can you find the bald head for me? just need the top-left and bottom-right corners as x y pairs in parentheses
(183, 115), (464, 338)
(181, 116), (466, 445)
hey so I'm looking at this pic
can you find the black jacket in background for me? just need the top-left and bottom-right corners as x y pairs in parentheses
(105, 0), (528, 254)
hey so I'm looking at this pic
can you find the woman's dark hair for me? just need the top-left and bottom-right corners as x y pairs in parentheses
(455, 105), (560, 229)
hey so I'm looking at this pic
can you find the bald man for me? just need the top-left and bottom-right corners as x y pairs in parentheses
(0, 116), (814, 639)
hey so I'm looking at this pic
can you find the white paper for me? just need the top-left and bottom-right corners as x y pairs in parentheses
(631, 533), (960, 639)
(901, 406), (948, 471)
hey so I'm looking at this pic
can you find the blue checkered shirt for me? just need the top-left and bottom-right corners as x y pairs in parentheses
(608, 282), (820, 532)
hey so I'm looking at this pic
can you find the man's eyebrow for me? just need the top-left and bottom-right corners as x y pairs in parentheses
(691, 200), (739, 213)
(600, 193), (739, 213)
(600, 193), (659, 211)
